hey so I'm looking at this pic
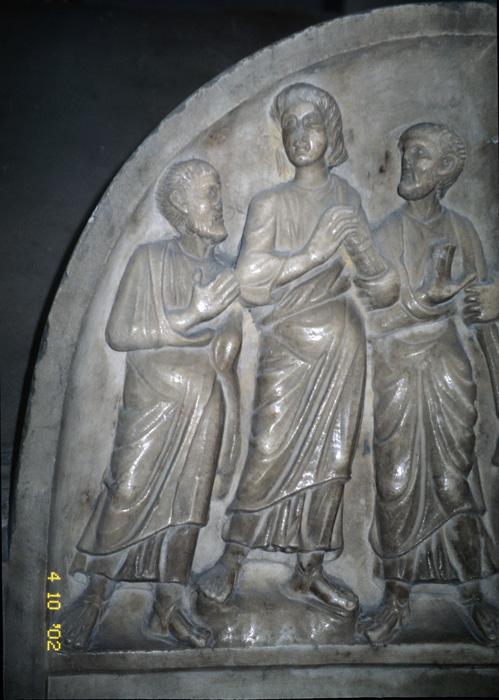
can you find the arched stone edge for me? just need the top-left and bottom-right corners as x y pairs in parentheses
(4, 4), (497, 698)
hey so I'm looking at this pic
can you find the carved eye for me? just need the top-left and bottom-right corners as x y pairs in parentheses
(282, 115), (297, 131)
(413, 146), (428, 158)
(304, 114), (323, 128)
(209, 186), (221, 203)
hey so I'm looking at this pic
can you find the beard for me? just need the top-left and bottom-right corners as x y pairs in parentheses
(187, 212), (228, 243)
(397, 170), (438, 201)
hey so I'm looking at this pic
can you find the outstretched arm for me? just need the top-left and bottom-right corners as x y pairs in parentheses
(349, 208), (400, 310)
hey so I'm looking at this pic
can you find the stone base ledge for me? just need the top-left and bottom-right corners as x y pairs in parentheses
(50, 642), (499, 673)
(48, 664), (499, 700)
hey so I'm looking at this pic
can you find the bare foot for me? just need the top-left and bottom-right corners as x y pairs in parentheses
(146, 601), (211, 648)
(61, 598), (104, 650)
(361, 601), (408, 646)
(197, 561), (239, 604)
(291, 565), (358, 618)
(466, 600), (499, 646)
(308, 576), (358, 617)
(169, 608), (211, 648)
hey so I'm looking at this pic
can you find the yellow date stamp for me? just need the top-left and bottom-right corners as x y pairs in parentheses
(46, 571), (62, 651)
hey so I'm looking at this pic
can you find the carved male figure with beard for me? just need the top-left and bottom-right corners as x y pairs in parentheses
(62, 159), (241, 650)
(358, 123), (499, 646)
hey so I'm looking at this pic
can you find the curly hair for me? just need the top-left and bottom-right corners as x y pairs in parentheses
(398, 123), (467, 199)
(270, 82), (348, 168)
(155, 159), (219, 233)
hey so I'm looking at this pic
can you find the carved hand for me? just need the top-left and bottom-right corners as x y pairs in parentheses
(354, 265), (400, 311)
(308, 205), (360, 263)
(190, 269), (240, 323)
(211, 308), (243, 373)
(415, 241), (476, 306)
(463, 281), (499, 324)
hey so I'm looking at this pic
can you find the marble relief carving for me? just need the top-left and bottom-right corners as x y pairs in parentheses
(359, 123), (499, 646)
(62, 159), (242, 649)
(60, 92), (498, 653)
(7, 9), (499, 699)
(198, 83), (399, 614)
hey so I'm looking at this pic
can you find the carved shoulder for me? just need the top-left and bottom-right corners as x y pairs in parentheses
(331, 173), (362, 211)
(239, 187), (284, 257)
(105, 241), (170, 351)
(247, 186), (284, 217)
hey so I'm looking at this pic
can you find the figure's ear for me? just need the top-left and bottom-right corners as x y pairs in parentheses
(170, 189), (188, 215)
(437, 150), (459, 177)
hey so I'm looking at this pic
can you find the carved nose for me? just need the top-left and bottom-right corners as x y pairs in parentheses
(293, 129), (308, 147)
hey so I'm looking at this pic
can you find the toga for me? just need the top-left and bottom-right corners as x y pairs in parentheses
(369, 204), (499, 583)
(225, 174), (375, 555)
(74, 238), (237, 582)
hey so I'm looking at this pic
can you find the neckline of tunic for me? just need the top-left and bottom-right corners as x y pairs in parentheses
(289, 174), (335, 193)
(403, 202), (445, 227)
(174, 237), (216, 262)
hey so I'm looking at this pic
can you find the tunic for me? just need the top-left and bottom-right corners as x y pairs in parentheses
(369, 205), (499, 582)
(74, 238), (236, 581)
(225, 174), (369, 553)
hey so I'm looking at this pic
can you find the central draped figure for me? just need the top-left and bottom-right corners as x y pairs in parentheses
(226, 176), (367, 552)
(199, 82), (398, 614)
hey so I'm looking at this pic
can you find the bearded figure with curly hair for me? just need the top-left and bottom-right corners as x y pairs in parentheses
(61, 159), (241, 650)
(360, 123), (499, 647)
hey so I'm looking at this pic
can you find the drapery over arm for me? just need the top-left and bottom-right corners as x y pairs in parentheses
(236, 192), (288, 306)
(237, 189), (353, 304)
(343, 205), (387, 278)
(106, 245), (212, 351)
(367, 212), (452, 337)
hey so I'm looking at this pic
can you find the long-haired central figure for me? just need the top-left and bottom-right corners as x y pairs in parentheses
(199, 82), (400, 614)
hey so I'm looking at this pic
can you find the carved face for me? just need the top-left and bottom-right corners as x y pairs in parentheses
(281, 101), (328, 168)
(398, 134), (443, 200)
(182, 171), (227, 242)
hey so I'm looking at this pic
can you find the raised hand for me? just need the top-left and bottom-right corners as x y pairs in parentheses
(416, 241), (476, 306)
(190, 269), (240, 322)
(463, 281), (499, 324)
(309, 205), (360, 263)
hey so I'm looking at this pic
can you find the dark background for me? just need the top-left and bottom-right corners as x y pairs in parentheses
(0, 0), (495, 557)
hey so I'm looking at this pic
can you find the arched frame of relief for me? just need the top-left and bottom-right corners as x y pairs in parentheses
(5, 3), (498, 698)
